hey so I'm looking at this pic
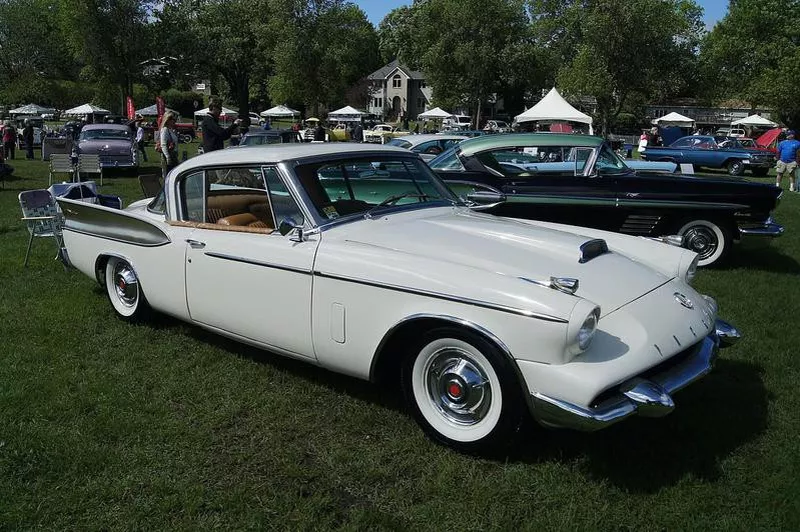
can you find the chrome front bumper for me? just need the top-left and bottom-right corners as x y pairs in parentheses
(738, 220), (784, 238)
(530, 319), (739, 432)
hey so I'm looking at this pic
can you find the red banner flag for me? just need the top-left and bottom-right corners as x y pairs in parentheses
(126, 96), (135, 120)
(156, 96), (166, 125)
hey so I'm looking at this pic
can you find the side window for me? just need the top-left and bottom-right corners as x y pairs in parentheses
(180, 170), (205, 222)
(672, 138), (692, 148)
(263, 167), (305, 226)
(430, 148), (464, 170)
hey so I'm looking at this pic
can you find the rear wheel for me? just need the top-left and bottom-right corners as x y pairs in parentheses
(105, 257), (151, 321)
(401, 328), (523, 452)
(677, 219), (732, 267)
(727, 159), (745, 176)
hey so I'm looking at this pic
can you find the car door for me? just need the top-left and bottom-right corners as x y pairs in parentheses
(182, 165), (318, 359)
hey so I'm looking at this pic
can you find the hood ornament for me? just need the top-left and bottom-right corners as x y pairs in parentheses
(551, 277), (579, 295)
(674, 292), (694, 309)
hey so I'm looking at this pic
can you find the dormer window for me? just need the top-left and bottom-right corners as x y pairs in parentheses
(392, 75), (401, 88)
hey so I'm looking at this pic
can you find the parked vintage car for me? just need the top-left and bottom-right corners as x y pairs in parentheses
(236, 129), (300, 147)
(57, 144), (738, 451)
(76, 123), (138, 169)
(363, 124), (409, 143)
(641, 135), (774, 176)
(428, 133), (783, 266)
(386, 134), (467, 161)
(716, 137), (776, 170)
(482, 120), (513, 133)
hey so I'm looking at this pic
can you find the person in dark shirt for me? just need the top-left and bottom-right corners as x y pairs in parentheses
(201, 99), (239, 152)
(22, 120), (35, 159)
(313, 123), (326, 141)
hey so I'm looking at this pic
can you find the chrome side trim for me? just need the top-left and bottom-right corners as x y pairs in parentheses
(204, 251), (312, 275)
(314, 271), (569, 323)
(58, 198), (170, 247)
(530, 329), (721, 431)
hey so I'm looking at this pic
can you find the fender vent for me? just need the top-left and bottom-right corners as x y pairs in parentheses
(579, 239), (609, 263)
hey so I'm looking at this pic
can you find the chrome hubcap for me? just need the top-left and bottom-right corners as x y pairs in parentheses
(113, 263), (138, 307)
(683, 226), (718, 260)
(425, 347), (491, 426)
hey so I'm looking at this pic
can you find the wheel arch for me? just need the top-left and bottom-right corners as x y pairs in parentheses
(369, 313), (528, 394)
(94, 252), (139, 286)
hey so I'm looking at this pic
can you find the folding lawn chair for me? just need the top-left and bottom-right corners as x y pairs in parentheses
(138, 173), (163, 199)
(49, 153), (75, 186)
(76, 154), (103, 186)
(18, 189), (66, 269)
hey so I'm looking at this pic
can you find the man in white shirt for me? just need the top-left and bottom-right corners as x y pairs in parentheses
(135, 117), (148, 162)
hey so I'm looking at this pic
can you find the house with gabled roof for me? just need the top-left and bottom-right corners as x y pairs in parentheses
(367, 59), (431, 121)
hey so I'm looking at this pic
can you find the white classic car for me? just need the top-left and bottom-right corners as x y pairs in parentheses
(362, 124), (409, 143)
(57, 144), (739, 451)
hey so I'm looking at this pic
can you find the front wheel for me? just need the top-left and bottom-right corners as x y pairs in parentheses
(105, 257), (151, 321)
(677, 219), (732, 267)
(401, 328), (523, 452)
(727, 159), (745, 176)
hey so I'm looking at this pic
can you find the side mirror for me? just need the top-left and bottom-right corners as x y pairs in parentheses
(279, 218), (303, 241)
(466, 190), (506, 210)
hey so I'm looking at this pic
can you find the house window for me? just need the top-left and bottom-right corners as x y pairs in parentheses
(392, 75), (401, 88)
(376, 98), (382, 108)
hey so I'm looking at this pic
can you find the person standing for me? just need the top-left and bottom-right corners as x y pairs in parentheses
(352, 121), (363, 143)
(159, 112), (179, 178)
(201, 98), (238, 152)
(313, 122), (326, 142)
(135, 120), (148, 162)
(775, 130), (800, 191)
(2, 121), (15, 160)
(22, 119), (35, 160)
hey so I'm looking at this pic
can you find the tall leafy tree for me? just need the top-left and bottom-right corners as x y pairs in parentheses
(532, 0), (704, 134)
(59, 0), (156, 112)
(700, 0), (800, 127)
(268, 0), (380, 114)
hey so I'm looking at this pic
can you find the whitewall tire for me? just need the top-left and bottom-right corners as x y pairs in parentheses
(402, 328), (523, 451)
(105, 257), (150, 321)
(677, 219), (731, 267)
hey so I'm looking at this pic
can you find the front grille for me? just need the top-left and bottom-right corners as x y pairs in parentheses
(99, 154), (134, 166)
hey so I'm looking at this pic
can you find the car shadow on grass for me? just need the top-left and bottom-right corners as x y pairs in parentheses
(506, 358), (769, 493)
(721, 245), (800, 274)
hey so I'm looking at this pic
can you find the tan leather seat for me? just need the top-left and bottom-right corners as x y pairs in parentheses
(216, 213), (270, 228)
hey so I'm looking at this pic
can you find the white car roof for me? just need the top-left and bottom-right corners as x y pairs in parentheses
(177, 143), (412, 173)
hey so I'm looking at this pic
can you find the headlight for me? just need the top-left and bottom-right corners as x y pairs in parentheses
(567, 301), (601, 357)
(685, 254), (699, 284)
(577, 309), (600, 350)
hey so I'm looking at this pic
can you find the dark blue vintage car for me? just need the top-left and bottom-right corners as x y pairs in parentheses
(640, 135), (774, 176)
(429, 134), (783, 267)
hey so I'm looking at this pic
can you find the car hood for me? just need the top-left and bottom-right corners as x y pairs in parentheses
(323, 207), (670, 314)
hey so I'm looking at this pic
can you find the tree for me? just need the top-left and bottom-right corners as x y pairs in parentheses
(59, 0), (156, 112)
(532, 0), (704, 134)
(700, 0), (800, 127)
(377, 4), (421, 66)
(268, 0), (380, 114)
(413, 0), (534, 126)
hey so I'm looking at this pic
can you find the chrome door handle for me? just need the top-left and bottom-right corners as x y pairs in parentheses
(185, 239), (206, 249)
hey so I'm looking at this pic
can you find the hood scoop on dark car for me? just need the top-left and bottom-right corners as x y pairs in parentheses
(579, 239), (609, 263)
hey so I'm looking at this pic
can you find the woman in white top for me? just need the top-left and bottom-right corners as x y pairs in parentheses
(159, 111), (179, 178)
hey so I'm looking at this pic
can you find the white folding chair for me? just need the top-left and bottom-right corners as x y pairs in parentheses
(77, 154), (103, 186)
(49, 154), (75, 186)
(19, 189), (65, 268)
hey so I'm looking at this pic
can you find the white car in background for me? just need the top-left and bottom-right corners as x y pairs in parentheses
(386, 134), (467, 161)
(57, 144), (738, 452)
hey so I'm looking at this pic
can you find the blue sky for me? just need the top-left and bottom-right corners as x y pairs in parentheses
(354, 0), (729, 29)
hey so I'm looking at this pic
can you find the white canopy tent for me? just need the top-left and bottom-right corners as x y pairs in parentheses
(62, 103), (111, 117)
(328, 105), (365, 122)
(260, 104), (300, 118)
(417, 107), (453, 120)
(732, 114), (778, 128)
(194, 106), (238, 117)
(651, 111), (695, 127)
(135, 103), (177, 117)
(514, 88), (594, 135)
(10, 103), (54, 116)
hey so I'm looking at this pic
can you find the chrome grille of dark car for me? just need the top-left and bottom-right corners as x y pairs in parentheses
(99, 154), (134, 166)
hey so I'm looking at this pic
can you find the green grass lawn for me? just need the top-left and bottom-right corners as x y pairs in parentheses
(1, 150), (799, 529)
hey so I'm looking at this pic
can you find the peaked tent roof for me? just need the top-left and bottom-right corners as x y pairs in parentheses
(514, 88), (593, 134)
(732, 114), (778, 127)
(260, 104), (300, 118)
(328, 106), (365, 121)
(9, 103), (54, 115)
(63, 103), (111, 116)
(417, 107), (452, 119)
(651, 111), (694, 126)
(194, 106), (238, 117)
(135, 103), (177, 116)
(367, 59), (425, 80)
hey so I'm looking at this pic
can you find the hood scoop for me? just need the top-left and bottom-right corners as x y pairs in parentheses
(579, 239), (609, 263)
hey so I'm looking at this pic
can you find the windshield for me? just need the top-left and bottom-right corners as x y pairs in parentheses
(386, 138), (412, 149)
(80, 128), (130, 141)
(293, 156), (459, 223)
(242, 134), (282, 146)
